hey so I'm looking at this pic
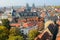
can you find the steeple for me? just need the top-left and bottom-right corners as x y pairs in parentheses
(4, 7), (6, 12)
(26, 3), (31, 12)
(32, 3), (35, 8)
(11, 6), (16, 17)
(26, 3), (29, 8)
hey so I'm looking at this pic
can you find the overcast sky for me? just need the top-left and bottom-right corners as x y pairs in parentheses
(0, 0), (60, 7)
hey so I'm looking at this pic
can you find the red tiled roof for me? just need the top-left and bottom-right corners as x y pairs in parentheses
(23, 23), (28, 28)
(10, 23), (20, 27)
(56, 37), (60, 40)
(23, 22), (34, 28)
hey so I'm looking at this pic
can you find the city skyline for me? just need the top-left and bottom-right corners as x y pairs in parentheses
(0, 0), (60, 7)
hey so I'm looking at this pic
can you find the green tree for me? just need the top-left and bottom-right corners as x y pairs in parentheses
(28, 29), (39, 40)
(8, 27), (24, 40)
(1, 19), (11, 30)
(0, 26), (9, 40)
(8, 35), (24, 40)
(9, 27), (21, 36)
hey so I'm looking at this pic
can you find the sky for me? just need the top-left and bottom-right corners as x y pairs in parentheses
(0, 0), (60, 7)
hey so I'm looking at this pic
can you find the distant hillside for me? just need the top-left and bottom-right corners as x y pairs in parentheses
(54, 6), (60, 8)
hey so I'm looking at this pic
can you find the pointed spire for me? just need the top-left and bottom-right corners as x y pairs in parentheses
(32, 3), (35, 8)
(4, 7), (6, 11)
(26, 3), (29, 8)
